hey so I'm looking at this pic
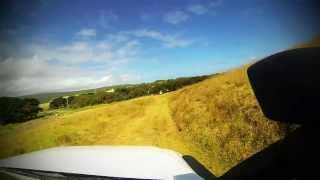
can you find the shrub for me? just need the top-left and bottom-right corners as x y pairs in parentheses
(49, 97), (67, 109)
(0, 97), (42, 124)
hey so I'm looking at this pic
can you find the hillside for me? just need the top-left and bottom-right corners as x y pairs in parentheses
(0, 65), (285, 176)
(169, 66), (285, 174)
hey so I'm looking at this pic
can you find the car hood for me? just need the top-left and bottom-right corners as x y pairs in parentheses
(0, 146), (202, 180)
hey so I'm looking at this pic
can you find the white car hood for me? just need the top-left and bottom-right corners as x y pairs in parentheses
(0, 146), (203, 180)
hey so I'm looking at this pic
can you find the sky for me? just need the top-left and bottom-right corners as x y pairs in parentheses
(0, 0), (319, 96)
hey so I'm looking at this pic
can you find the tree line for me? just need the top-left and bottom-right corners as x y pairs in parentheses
(49, 75), (210, 109)
(0, 97), (42, 124)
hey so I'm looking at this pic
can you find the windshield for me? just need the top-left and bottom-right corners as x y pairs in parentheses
(0, 0), (319, 179)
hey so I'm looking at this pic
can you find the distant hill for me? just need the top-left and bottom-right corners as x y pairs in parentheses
(20, 85), (129, 103)
(20, 75), (211, 104)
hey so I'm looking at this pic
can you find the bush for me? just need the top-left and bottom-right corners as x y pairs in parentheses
(69, 95), (91, 108)
(49, 97), (67, 109)
(0, 97), (42, 124)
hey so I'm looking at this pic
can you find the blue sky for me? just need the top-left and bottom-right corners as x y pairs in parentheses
(0, 0), (319, 96)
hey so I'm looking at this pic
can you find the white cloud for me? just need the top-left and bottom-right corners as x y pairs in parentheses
(132, 29), (194, 48)
(187, 4), (208, 15)
(0, 54), (141, 96)
(29, 37), (139, 65)
(163, 11), (189, 24)
(107, 33), (129, 43)
(164, 1), (223, 24)
(76, 28), (96, 38)
(209, 0), (223, 8)
(0, 56), (141, 96)
(0, 32), (142, 96)
(0, 26), (197, 96)
(99, 10), (119, 28)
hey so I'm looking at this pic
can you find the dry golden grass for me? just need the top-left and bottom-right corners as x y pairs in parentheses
(0, 96), (198, 164)
(169, 65), (285, 175)
(0, 65), (286, 176)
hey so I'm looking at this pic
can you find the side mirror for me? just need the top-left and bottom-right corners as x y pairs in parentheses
(247, 48), (320, 126)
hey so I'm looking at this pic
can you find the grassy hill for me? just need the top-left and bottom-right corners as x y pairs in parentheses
(0, 65), (286, 176)
(169, 66), (285, 174)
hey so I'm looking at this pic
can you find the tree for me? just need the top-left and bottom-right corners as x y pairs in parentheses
(67, 96), (75, 105)
(0, 97), (42, 124)
(69, 95), (91, 108)
(46, 75), (210, 109)
(49, 97), (67, 109)
(21, 98), (42, 119)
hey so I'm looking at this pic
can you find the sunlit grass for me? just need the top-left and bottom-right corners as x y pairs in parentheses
(169, 66), (285, 175)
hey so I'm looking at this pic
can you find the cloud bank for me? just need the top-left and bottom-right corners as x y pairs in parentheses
(0, 27), (194, 96)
